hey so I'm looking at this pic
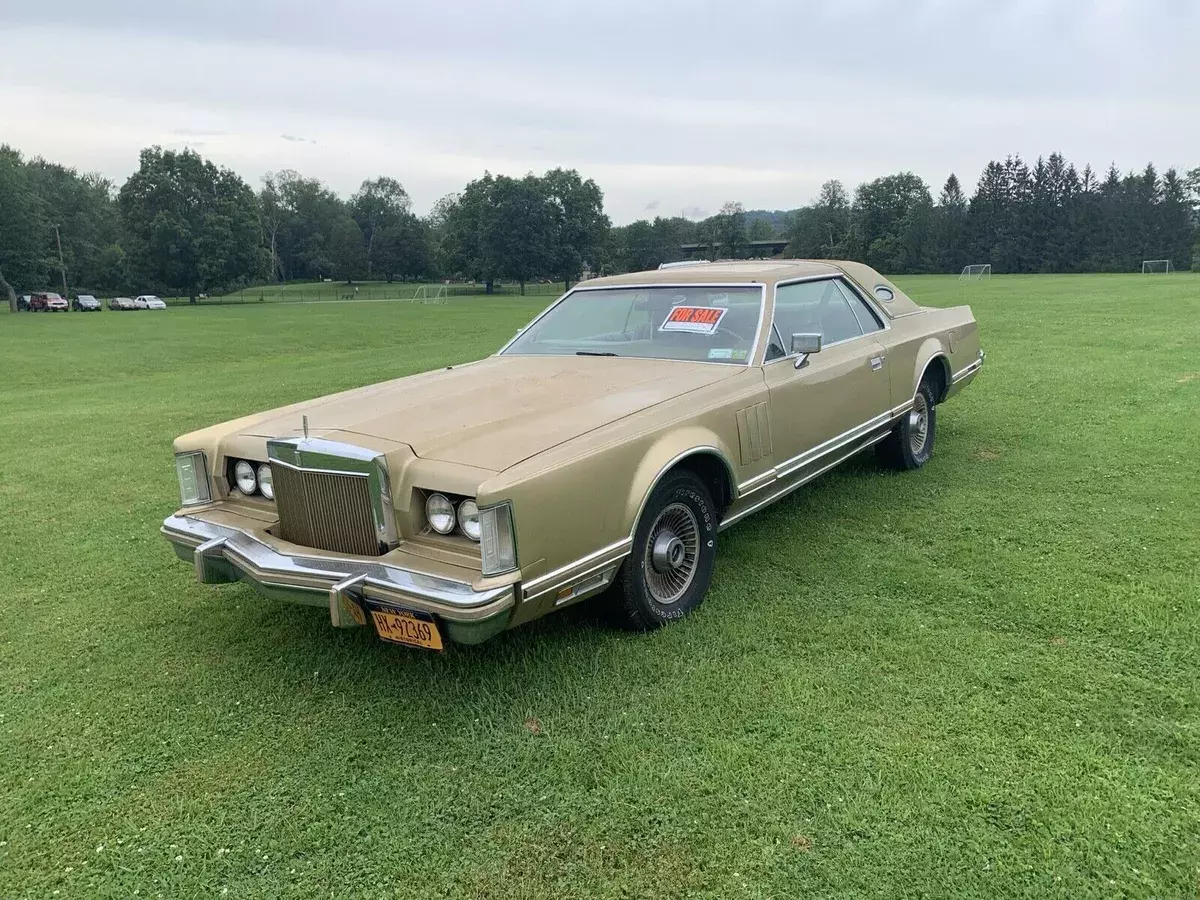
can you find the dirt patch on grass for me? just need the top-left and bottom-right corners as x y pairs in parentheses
(791, 835), (813, 851)
(1176, 373), (1199, 384)
(974, 448), (1002, 461)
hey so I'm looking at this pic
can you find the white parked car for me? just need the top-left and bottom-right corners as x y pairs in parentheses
(144, 296), (167, 310)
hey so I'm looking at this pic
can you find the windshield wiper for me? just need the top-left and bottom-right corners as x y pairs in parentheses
(576, 350), (619, 357)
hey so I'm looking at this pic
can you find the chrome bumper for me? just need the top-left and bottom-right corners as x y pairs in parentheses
(162, 514), (515, 645)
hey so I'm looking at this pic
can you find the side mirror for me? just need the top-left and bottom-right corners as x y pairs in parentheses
(791, 332), (822, 368)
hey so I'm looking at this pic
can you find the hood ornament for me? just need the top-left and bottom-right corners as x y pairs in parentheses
(302, 415), (309, 440)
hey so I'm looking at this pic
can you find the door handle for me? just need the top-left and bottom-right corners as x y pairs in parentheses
(869, 356), (885, 371)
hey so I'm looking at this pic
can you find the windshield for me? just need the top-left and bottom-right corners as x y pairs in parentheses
(502, 285), (763, 365)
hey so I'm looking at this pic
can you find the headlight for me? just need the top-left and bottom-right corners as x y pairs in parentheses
(234, 460), (257, 495)
(425, 493), (456, 534)
(479, 502), (517, 575)
(257, 463), (273, 500)
(457, 499), (481, 541)
(175, 451), (211, 506)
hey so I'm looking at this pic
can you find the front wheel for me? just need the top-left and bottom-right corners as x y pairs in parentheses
(879, 379), (937, 470)
(611, 470), (718, 630)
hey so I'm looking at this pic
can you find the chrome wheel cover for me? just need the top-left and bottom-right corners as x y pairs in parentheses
(908, 393), (930, 456)
(643, 502), (700, 604)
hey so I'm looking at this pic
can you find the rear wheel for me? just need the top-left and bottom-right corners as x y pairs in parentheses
(611, 470), (718, 630)
(879, 378), (937, 470)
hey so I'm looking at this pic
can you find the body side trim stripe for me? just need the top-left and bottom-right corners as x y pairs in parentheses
(521, 537), (633, 599)
(952, 358), (983, 383)
(736, 406), (905, 495)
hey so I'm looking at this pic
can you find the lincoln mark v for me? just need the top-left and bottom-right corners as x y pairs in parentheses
(163, 260), (983, 650)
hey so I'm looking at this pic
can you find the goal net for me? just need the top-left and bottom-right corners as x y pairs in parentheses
(1142, 259), (1173, 274)
(413, 285), (448, 303)
(959, 264), (991, 281)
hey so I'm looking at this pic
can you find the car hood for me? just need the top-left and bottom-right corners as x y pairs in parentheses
(239, 355), (740, 471)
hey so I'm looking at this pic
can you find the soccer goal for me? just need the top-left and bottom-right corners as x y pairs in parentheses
(959, 264), (992, 281)
(412, 285), (448, 303)
(1142, 259), (1174, 274)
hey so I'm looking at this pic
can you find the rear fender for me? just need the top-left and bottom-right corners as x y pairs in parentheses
(911, 338), (951, 403)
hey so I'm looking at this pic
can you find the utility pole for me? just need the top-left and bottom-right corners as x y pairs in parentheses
(52, 224), (68, 298)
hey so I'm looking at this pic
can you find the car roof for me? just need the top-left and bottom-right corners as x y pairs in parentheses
(585, 259), (841, 287)
(580, 259), (923, 317)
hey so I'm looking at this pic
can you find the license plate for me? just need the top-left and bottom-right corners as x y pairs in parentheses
(370, 608), (443, 651)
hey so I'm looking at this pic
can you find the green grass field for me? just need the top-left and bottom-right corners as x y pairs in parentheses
(1, 274), (1198, 898)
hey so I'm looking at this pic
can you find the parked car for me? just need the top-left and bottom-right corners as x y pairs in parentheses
(162, 260), (984, 651)
(73, 294), (102, 312)
(143, 295), (167, 310)
(29, 291), (69, 312)
(17, 294), (31, 311)
(108, 297), (136, 311)
(132, 296), (149, 310)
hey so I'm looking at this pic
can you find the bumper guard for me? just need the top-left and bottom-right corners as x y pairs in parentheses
(162, 515), (514, 645)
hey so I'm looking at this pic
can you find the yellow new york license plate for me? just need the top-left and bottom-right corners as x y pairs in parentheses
(370, 609), (444, 651)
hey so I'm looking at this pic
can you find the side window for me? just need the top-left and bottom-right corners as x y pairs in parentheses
(771, 281), (826, 353)
(835, 280), (884, 335)
(771, 279), (863, 350)
(817, 286), (862, 344)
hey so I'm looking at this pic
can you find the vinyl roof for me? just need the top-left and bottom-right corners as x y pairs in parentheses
(586, 259), (842, 287)
(582, 259), (924, 318)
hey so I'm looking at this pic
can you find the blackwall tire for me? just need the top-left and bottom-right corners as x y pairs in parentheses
(879, 379), (938, 470)
(611, 470), (718, 631)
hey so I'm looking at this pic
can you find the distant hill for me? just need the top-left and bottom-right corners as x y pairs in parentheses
(743, 208), (795, 236)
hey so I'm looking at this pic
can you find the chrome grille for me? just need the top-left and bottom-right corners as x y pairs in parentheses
(270, 463), (382, 556)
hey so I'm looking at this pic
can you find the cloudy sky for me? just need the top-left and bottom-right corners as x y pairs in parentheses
(1, 0), (1196, 222)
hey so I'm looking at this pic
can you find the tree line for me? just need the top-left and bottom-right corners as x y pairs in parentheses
(606, 154), (1198, 275)
(0, 145), (610, 310)
(2, 143), (1197, 312)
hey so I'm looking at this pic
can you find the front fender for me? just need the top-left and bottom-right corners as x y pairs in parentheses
(622, 428), (739, 536)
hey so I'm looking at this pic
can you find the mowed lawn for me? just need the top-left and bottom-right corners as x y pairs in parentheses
(1, 275), (1197, 899)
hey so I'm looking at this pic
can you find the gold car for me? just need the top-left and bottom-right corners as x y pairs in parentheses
(163, 260), (982, 650)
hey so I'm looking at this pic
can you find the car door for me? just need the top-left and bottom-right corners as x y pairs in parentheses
(762, 278), (891, 475)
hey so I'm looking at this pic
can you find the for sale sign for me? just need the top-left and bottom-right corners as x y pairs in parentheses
(659, 306), (727, 335)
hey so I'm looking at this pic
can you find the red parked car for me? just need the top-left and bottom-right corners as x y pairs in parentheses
(30, 291), (69, 312)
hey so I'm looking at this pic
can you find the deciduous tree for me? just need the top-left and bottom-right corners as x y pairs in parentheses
(120, 147), (263, 299)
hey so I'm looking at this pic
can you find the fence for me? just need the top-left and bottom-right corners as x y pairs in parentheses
(164, 281), (563, 306)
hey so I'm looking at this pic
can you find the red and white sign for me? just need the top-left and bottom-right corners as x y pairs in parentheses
(659, 305), (727, 335)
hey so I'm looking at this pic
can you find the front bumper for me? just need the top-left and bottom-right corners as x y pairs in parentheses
(162, 514), (515, 645)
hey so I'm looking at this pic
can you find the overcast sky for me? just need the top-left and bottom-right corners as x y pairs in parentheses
(1, 0), (1196, 223)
